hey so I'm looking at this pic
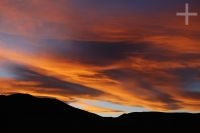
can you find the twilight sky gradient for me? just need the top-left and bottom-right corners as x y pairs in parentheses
(1, 0), (200, 117)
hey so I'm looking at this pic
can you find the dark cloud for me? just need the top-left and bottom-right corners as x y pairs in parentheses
(12, 65), (104, 96)
(40, 39), (200, 67)
(39, 39), (172, 66)
(102, 68), (181, 110)
(135, 79), (180, 109)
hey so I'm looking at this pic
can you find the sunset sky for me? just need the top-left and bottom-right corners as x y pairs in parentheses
(1, 0), (200, 117)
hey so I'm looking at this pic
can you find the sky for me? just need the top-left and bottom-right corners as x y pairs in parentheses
(1, 0), (200, 117)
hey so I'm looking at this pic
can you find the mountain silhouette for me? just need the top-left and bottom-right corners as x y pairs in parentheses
(1, 93), (199, 132)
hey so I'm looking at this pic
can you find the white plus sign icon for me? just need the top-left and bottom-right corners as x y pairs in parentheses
(176, 3), (198, 25)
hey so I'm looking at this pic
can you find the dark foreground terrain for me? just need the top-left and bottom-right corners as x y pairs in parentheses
(0, 94), (199, 132)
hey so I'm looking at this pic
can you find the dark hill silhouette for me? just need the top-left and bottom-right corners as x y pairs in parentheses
(1, 93), (200, 132)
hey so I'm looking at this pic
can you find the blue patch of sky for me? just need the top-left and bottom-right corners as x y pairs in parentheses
(185, 81), (200, 92)
(0, 67), (15, 78)
(84, 99), (148, 113)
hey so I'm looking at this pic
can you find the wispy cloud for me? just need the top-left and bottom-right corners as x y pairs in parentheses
(1, 0), (200, 116)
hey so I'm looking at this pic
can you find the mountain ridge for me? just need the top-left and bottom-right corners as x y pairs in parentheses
(1, 93), (199, 132)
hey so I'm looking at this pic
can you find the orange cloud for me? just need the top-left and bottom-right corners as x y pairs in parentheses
(1, 0), (200, 116)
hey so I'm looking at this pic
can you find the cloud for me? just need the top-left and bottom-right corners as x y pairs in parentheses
(1, 0), (200, 116)
(38, 39), (166, 66)
(102, 68), (181, 110)
(10, 64), (105, 96)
